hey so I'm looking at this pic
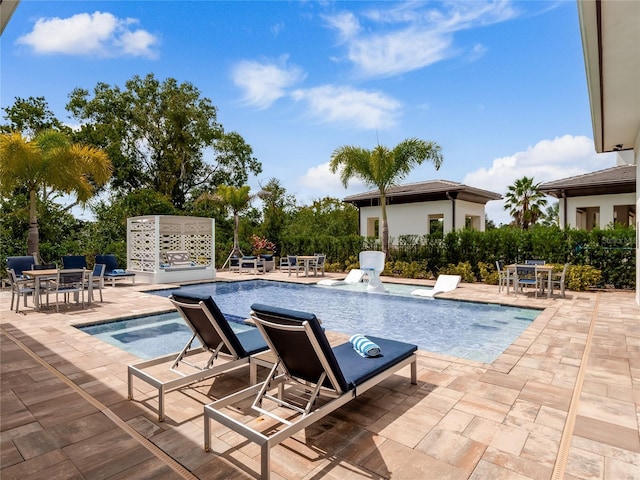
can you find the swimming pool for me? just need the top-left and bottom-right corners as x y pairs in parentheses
(80, 280), (540, 363)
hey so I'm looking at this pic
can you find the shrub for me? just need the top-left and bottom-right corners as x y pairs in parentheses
(567, 265), (602, 291)
(477, 261), (499, 285)
(439, 261), (476, 283)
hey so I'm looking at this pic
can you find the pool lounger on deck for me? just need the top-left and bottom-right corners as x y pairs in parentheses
(316, 268), (365, 286)
(203, 303), (417, 480)
(411, 274), (461, 298)
(127, 292), (269, 421)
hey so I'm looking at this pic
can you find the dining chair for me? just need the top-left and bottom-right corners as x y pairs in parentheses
(515, 265), (541, 297)
(51, 268), (87, 311)
(6, 268), (35, 313)
(550, 263), (569, 298)
(496, 260), (508, 292)
(90, 263), (106, 302)
(524, 259), (546, 265)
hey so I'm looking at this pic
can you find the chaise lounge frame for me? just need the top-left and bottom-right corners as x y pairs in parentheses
(203, 303), (417, 479)
(127, 292), (268, 421)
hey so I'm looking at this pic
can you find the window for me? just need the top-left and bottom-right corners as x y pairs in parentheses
(576, 207), (599, 231)
(428, 214), (444, 236)
(366, 217), (379, 237)
(465, 215), (480, 230)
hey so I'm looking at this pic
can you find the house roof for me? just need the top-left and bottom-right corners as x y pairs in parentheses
(539, 165), (636, 198)
(577, 1), (640, 153)
(343, 180), (502, 207)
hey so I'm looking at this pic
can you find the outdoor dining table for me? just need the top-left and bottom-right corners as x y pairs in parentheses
(506, 264), (553, 298)
(23, 268), (93, 310)
(296, 255), (318, 277)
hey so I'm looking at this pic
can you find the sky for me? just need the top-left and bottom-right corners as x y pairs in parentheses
(1, 0), (619, 225)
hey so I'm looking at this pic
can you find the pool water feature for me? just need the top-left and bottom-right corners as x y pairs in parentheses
(81, 280), (540, 363)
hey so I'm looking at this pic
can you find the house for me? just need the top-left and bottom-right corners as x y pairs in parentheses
(539, 160), (636, 230)
(343, 180), (502, 238)
(577, 0), (640, 304)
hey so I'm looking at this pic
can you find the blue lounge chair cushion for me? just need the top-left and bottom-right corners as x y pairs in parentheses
(250, 303), (417, 392)
(173, 292), (267, 357)
(333, 337), (416, 388)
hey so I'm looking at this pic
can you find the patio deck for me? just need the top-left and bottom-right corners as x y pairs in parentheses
(1, 271), (638, 479)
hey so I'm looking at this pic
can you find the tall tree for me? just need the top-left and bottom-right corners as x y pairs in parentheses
(66, 73), (261, 209)
(1, 96), (69, 137)
(503, 176), (548, 230)
(330, 138), (443, 254)
(196, 185), (267, 266)
(0, 130), (112, 255)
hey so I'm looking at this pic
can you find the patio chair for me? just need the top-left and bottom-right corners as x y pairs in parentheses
(317, 268), (365, 286)
(61, 255), (87, 269)
(550, 263), (569, 298)
(525, 259), (546, 265)
(411, 274), (461, 298)
(203, 303), (417, 479)
(29, 263), (57, 306)
(7, 255), (37, 276)
(49, 268), (87, 311)
(285, 255), (300, 276)
(515, 265), (541, 297)
(96, 254), (136, 287)
(311, 253), (326, 276)
(229, 255), (241, 273)
(127, 292), (269, 421)
(496, 260), (508, 292)
(6, 268), (35, 313)
(89, 263), (106, 302)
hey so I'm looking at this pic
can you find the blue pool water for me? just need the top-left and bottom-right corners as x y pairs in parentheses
(80, 280), (540, 363)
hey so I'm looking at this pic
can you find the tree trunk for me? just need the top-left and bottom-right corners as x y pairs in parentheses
(380, 191), (389, 255)
(27, 188), (39, 256)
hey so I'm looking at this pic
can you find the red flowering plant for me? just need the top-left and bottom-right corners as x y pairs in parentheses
(250, 235), (276, 256)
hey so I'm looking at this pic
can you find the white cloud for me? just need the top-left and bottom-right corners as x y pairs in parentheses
(291, 85), (401, 129)
(463, 135), (617, 225)
(232, 56), (306, 109)
(298, 161), (366, 200)
(16, 11), (159, 58)
(324, 1), (519, 78)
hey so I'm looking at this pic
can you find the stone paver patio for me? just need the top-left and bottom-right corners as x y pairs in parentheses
(1, 271), (639, 479)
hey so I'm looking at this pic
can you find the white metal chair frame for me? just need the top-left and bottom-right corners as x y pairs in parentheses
(6, 268), (35, 313)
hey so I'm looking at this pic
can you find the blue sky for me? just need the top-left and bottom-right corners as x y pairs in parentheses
(1, 0), (617, 225)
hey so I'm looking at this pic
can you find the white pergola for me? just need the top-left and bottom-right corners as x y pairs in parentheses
(578, 0), (640, 304)
(127, 215), (216, 284)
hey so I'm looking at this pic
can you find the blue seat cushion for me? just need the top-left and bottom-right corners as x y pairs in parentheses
(236, 328), (270, 355)
(333, 337), (416, 388)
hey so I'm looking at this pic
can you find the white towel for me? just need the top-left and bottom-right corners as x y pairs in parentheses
(349, 334), (381, 357)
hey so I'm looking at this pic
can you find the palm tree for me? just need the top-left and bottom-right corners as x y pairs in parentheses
(503, 176), (548, 230)
(0, 130), (112, 255)
(196, 185), (268, 267)
(329, 138), (443, 254)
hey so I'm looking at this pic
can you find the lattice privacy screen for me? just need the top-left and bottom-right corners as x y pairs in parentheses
(127, 216), (215, 272)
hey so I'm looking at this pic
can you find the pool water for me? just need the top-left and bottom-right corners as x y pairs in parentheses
(81, 280), (540, 363)
(79, 311), (253, 360)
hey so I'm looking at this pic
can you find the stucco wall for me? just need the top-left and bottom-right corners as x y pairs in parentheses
(358, 199), (488, 237)
(559, 193), (636, 228)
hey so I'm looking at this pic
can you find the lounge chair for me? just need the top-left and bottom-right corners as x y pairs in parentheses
(127, 292), (269, 421)
(96, 254), (136, 287)
(203, 303), (417, 479)
(411, 274), (461, 298)
(317, 268), (365, 286)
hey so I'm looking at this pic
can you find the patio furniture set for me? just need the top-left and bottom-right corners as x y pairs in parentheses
(5, 253), (135, 313)
(496, 259), (569, 298)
